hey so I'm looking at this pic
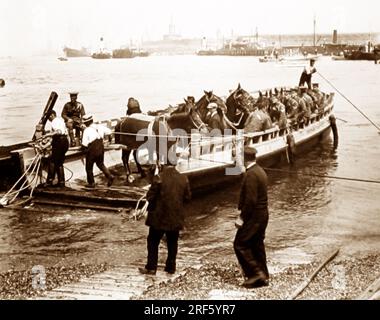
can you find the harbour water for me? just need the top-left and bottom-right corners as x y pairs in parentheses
(0, 55), (379, 275)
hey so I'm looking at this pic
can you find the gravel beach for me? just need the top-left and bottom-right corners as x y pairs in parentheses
(0, 263), (109, 300)
(135, 253), (380, 300)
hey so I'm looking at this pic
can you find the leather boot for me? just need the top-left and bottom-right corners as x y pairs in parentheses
(57, 166), (65, 187)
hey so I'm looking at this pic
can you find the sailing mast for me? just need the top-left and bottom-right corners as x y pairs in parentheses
(313, 14), (316, 47)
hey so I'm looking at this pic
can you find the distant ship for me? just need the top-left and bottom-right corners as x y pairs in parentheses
(112, 48), (150, 59)
(63, 47), (91, 58)
(91, 52), (112, 59)
(344, 43), (380, 61)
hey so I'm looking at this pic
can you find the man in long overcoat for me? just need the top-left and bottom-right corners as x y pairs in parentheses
(234, 147), (270, 288)
(139, 163), (191, 275)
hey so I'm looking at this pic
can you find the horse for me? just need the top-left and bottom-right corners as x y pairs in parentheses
(170, 96), (196, 115)
(147, 96), (196, 117)
(115, 99), (208, 179)
(225, 84), (256, 129)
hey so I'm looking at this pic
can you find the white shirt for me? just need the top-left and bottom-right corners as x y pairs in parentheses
(50, 117), (67, 135)
(82, 123), (112, 147)
(304, 66), (316, 75)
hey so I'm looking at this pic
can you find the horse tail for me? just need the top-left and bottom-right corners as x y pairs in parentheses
(114, 120), (122, 144)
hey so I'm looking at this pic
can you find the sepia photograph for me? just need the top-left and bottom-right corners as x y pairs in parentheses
(0, 0), (379, 304)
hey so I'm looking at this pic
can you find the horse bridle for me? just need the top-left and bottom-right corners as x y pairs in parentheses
(189, 110), (207, 131)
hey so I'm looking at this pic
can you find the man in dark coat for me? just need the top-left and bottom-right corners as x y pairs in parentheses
(126, 97), (142, 115)
(234, 147), (270, 288)
(205, 102), (224, 134)
(139, 163), (191, 275)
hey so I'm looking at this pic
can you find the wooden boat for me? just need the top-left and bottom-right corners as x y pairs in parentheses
(0, 90), (336, 208)
(331, 55), (346, 61)
(63, 47), (91, 58)
(259, 48), (283, 63)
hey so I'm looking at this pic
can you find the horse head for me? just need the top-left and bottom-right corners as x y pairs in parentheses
(255, 91), (270, 111)
(224, 84), (256, 130)
(167, 108), (208, 134)
(171, 96), (196, 116)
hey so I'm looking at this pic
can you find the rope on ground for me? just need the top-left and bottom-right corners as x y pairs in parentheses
(288, 248), (340, 300)
(317, 71), (380, 133)
(262, 167), (380, 185)
(132, 194), (148, 221)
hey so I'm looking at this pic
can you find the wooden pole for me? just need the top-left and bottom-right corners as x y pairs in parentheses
(288, 248), (340, 300)
(32, 199), (124, 212)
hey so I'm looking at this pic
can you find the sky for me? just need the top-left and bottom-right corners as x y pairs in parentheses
(1, 0), (380, 56)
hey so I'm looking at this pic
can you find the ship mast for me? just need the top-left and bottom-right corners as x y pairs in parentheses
(313, 14), (316, 47)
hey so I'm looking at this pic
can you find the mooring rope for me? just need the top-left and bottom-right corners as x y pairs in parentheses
(262, 167), (380, 185)
(317, 71), (380, 133)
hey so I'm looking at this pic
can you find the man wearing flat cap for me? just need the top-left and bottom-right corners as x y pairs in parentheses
(205, 102), (224, 134)
(299, 58), (317, 90)
(62, 92), (86, 147)
(234, 147), (270, 289)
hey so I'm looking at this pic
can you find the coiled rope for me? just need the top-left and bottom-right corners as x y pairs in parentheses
(0, 136), (53, 207)
(317, 71), (380, 133)
(0, 154), (43, 207)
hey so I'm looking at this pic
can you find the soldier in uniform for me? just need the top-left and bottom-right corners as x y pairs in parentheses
(61, 92), (86, 147)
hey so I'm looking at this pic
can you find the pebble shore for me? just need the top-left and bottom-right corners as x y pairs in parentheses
(136, 253), (380, 300)
(1, 254), (378, 300)
(0, 263), (108, 299)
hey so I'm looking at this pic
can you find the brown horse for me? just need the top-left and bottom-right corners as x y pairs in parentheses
(115, 99), (208, 178)
(225, 84), (256, 129)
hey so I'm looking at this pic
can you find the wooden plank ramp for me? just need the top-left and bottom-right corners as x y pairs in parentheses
(35, 254), (202, 300)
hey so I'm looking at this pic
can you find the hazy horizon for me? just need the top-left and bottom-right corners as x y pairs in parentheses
(1, 0), (380, 56)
